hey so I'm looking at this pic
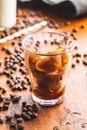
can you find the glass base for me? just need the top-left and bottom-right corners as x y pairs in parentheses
(32, 93), (63, 106)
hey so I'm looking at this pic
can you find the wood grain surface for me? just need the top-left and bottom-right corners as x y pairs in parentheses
(0, 5), (87, 130)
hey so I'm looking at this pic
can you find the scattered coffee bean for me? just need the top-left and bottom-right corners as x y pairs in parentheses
(0, 106), (3, 110)
(22, 107), (28, 112)
(11, 41), (16, 46)
(1, 46), (6, 51)
(5, 115), (13, 121)
(0, 118), (4, 124)
(76, 59), (80, 64)
(17, 118), (23, 123)
(74, 53), (81, 57)
(74, 46), (78, 50)
(66, 122), (71, 125)
(30, 113), (37, 119)
(17, 124), (25, 130)
(5, 49), (12, 55)
(14, 113), (21, 118)
(83, 54), (87, 58)
(82, 60), (87, 66)
(32, 103), (39, 112)
(80, 24), (86, 29)
(19, 68), (26, 74)
(53, 126), (59, 130)
(10, 121), (17, 128)
(81, 123), (87, 128)
(10, 94), (16, 99)
(36, 41), (40, 47)
(44, 40), (47, 44)
(72, 28), (78, 33)
(2, 88), (6, 94)
(0, 94), (3, 102)
(72, 64), (75, 68)
(0, 86), (2, 90)
(3, 100), (10, 105)
(23, 114), (31, 121)
(29, 87), (32, 92)
(3, 104), (9, 110)
(22, 101), (27, 107)
(12, 95), (21, 103)
(21, 112), (26, 118)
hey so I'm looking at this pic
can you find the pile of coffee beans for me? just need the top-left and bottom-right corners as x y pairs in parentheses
(0, 92), (40, 129)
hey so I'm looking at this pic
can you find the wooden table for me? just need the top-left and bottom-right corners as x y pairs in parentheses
(0, 4), (87, 130)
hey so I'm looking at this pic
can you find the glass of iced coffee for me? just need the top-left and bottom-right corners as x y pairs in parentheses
(22, 32), (75, 106)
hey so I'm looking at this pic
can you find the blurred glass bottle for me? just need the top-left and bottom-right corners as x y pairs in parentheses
(0, 0), (17, 30)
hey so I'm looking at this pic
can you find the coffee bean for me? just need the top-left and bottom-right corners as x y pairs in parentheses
(3, 104), (9, 110)
(75, 53), (81, 57)
(5, 115), (13, 121)
(12, 86), (17, 91)
(10, 121), (17, 128)
(0, 87), (2, 90)
(23, 114), (31, 121)
(82, 60), (87, 66)
(17, 118), (22, 123)
(22, 102), (27, 107)
(1, 46), (6, 51)
(0, 106), (3, 110)
(12, 66), (17, 71)
(19, 68), (26, 74)
(21, 112), (26, 118)
(72, 64), (75, 68)
(22, 85), (27, 90)
(18, 42), (22, 46)
(76, 59), (80, 64)
(72, 28), (78, 33)
(80, 24), (86, 29)
(3, 71), (10, 77)
(12, 95), (21, 103)
(17, 124), (24, 130)
(26, 104), (32, 109)
(2, 88), (6, 94)
(3, 100), (10, 105)
(27, 107), (33, 112)
(53, 126), (59, 130)
(22, 107), (28, 112)
(32, 103), (39, 112)
(20, 61), (24, 67)
(5, 49), (12, 55)
(10, 94), (16, 99)
(17, 86), (22, 91)
(14, 113), (21, 118)
(11, 41), (16, 46)
(10, 70), (14, 74)
(29, 87), (32, 92)
(83, 54), (87, 58)
(74, 46), (78, 50)
(24, 76), (31, 85)
(0, 95), (3, 102)
(30, 113), (37, 119)
(0, 118), (4, 124)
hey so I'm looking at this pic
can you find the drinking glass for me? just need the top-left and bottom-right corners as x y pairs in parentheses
(22, 32), (75, 106)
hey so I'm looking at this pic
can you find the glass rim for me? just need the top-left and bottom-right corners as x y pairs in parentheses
(22, 32), (75, 56)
